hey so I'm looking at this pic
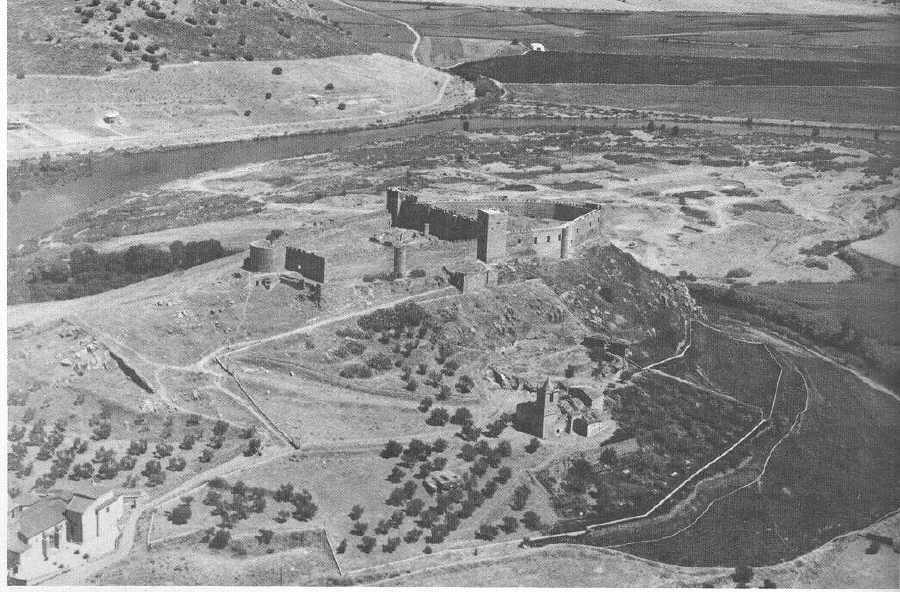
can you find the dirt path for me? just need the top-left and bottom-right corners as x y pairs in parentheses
(331, 0), (422, 64)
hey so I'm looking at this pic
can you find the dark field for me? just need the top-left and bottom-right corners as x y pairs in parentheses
(609, 353), (900, 566)
(451, 52), (900, 86)
(508, 84), (900, 126)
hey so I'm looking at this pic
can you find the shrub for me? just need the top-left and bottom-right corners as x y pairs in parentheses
(155, 443), (173, 458)
(510, 483), (531, 511)
(432, 438), (448, 452)
(271, 66), (283, 75)
(209, 528), (231, 549)
(335, 539), (347, 554)
(451, 407), (473, 426)
(501, 516), (518, 533)
(404, 528), (422, 543)
(257, 529), (274, 545)
(725, 267), (752, 279)
(167, 456), (186, 471)
(128, 439), (148, 455)
(388, 466), (406, 483)
(732, 566), (753, 584)
(325, 82), (334, 90)
(437, 384), (452, 401)
(455, 375), (475, 393)
(170, 503), (192, 524)
(366, 353), (393, 371)
(522, 511), (541, 530)
(351, 521), (368, 535)
(418, 397), (433, 413)
(476, 523), (498, 541)
(381, 440), (404, 458)
(348, 504), (364, 520)
(213, 420), (228, 437)
(525, 437), (541, 453)
(405, 378), (419, 392)
(442, 359), (460, 376)
(358, 536), (376, 553)
(339, 363), (373, 379)
(426, 407), (449, 426)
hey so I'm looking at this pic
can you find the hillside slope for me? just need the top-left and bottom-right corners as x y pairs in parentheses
(8, 0), (361, 75)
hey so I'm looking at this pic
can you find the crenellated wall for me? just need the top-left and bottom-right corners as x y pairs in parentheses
(385, 188), (604, 262)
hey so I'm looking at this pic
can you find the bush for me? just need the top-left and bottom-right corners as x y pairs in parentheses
(525, 437), (541, 453)
(349, 504), (364, 520)
(455, 375), (475, 393)
(339, 363), (373, 379)
(426, 407), (449, 426)
(501, 516), (518, 533)
(725, 267), (752, 279)
(325, 82), (334, 90)
(213, 420), (228, 436)
(732, 565), (753, 584)
(522, 511), (541, 530)
(366, 353), (393, 371)
(170, 503), (192, 525)
(209, 528), (231, 549)
(155, 443), (173, 458)
(451, 407), (472, 426)
(167, 456), (186, 471)
(358, 536), (376, 553)
(405, 378), (419, 392)
(127, 439), (147, 455)
(476, 523), (498, 541)
(335, 539), (347, 554)
(381, 440), (403, 458)
(272, 66), (283, 75)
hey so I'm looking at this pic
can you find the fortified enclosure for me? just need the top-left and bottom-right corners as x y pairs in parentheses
(385, 188), (605, 263)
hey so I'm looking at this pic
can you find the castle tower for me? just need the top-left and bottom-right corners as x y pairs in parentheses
(393, 246), (407, 279)
(535, 378), (560, 439)
(560, 225), (573, 259)
(386, 187), (400, 226)
(476, 209), (507, 263)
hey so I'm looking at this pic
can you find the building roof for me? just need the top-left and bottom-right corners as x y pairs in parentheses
(66, 493), (96, 514)
(15, 498), (68, 539)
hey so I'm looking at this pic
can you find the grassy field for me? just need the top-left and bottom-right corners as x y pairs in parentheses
(508, 84), (900, 126)
(660, 322), (782, 409)
(7, 54), (460, 154)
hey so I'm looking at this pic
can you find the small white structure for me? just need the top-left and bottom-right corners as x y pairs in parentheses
(529, 42), (546, 52)
(102, 110), (120, 124)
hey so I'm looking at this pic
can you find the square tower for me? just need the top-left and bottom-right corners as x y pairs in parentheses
(477, 209), (507, 263)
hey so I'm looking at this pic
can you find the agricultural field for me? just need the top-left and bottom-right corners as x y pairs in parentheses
(451, 52), (900, 86)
